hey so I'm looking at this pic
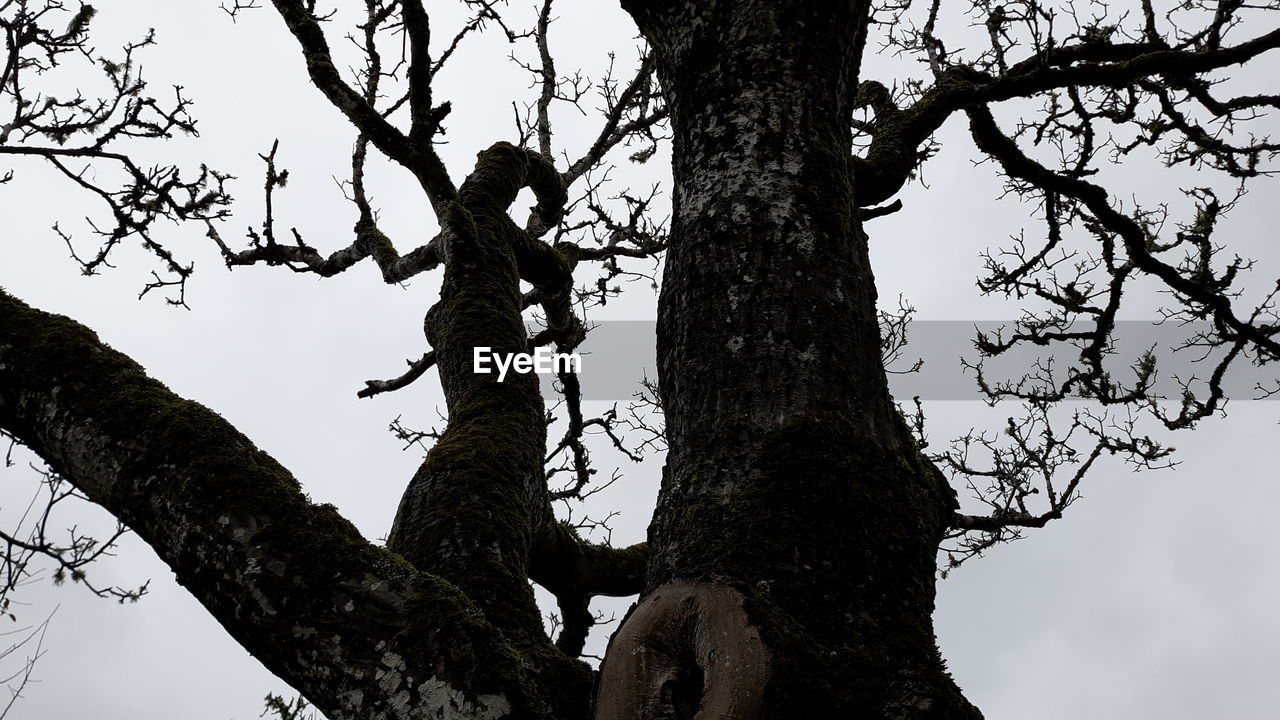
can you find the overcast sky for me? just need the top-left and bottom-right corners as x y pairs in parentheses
(2, 2), (1279, 719)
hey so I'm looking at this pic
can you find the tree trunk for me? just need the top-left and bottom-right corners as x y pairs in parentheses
(597, 2), (982, 717)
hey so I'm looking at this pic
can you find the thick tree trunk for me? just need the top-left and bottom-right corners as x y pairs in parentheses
(598, 2), (982, 717)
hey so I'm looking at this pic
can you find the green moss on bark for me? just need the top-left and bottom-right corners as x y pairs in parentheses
(650, 412), (962, 715)
(0, 290), (579, 719)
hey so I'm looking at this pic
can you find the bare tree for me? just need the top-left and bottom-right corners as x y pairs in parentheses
(1, 1), (1277, 718)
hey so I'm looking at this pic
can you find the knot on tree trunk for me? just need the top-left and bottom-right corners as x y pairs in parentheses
(595, 579), (768, 720)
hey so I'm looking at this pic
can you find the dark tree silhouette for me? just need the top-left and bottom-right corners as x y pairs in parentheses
(2, 1), (1277, 718)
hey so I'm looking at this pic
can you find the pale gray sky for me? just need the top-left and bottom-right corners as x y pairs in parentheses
(1, 2), (1278, 719)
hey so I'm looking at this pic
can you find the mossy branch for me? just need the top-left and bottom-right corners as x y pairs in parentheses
(0, 288), (556, 720)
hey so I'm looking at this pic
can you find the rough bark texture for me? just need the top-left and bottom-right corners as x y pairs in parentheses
(0, 290), (549, 720)
(382, 143), (594, 719)
(599, 2), (982, 717)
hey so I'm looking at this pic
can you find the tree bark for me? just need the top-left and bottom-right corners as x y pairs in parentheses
(381, 143), (594, 719)
(600, 2), (982, 717)
(0, 289), (556, 720)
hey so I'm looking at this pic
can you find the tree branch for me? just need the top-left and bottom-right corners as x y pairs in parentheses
(215, 216), (447, 283)
(966, 104), (1280, 361)
(0, 289), (556, 720)
(268, 0), (456, 209)
(852, 27), (1280, 206)
(529, 522), (646, 657)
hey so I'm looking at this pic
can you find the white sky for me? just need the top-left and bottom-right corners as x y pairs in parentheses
(1, 2), (1278, 719)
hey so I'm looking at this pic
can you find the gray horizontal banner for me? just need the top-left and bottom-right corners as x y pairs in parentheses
(532, 321), (1278, 402)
